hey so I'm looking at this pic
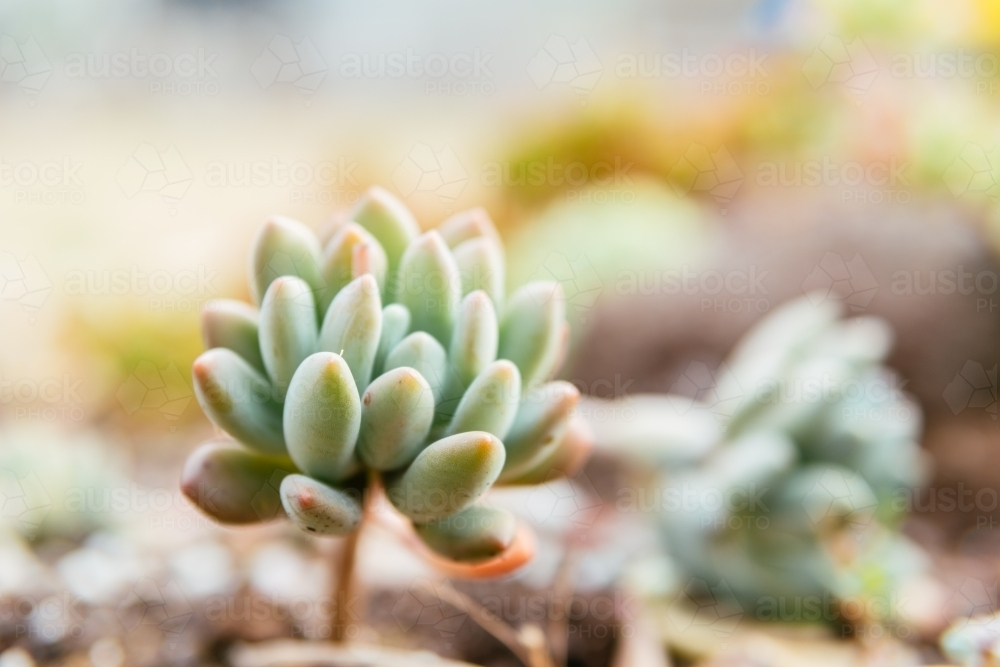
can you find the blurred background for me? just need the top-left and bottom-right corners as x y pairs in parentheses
(4, 0), (1000, 665)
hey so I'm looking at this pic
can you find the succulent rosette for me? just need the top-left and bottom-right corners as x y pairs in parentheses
(181, 186), (591, 570)
(587, 295), (928, 618)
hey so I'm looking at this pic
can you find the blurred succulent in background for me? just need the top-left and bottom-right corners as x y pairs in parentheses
(0, 424), (127, 543)
(585, 295), (928, 627)
(941, 613), (1000, 667)
(181, 186), (591, 570)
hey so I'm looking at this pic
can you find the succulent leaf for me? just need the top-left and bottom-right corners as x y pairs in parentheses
(249, 215), (324, 306)
(374, 303), (411, 379)
(499, 381), (579, 482)
(259, 276), (318, 400)
(318, 274), (382, 390)
(452, 237), (505, 311)
(181, 440), (293, 523)
(201, 299), (265, 375)
(498, 281), (566, 388)
(357, 366), (435, 471)
(439, 290), (499, 416)
(350, 186), (421, 270)
(503, 415), (593, 485)
(386, 431), (505, 523)
(583, 394), (721, 465)
(319, 223), (388, 312)
(384, 332), (448, 404)
(446, 360), (521, 440)
(393, 231), (461, 346)
(283, 352), (361, 484)
(193, 348), (286, 454)
(448, 290), (498, 388)
(437, 207), (504, 258)
(415, 505), (517, 562)
(279, 473), (362, 535)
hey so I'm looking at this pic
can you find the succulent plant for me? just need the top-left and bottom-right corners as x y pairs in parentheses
(182, 186), (589, 568)
(940, 614), (1000, 667)
(586, 295), (928, 622)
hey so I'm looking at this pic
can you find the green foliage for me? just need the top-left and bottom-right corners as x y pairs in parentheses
(182, 187), (589, 564)
(591, 295), (927, 620)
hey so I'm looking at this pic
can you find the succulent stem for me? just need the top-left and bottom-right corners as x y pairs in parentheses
(330, 469), (379, 642)
(330, 520), (360, 642)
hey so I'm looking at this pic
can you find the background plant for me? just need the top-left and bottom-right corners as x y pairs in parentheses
(586, 295), (927, 636)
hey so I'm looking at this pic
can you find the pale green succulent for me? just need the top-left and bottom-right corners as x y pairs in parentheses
(588, 295), (928, 620)
(182, 186), (588, 564)
(941, 614), (1000, 667)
